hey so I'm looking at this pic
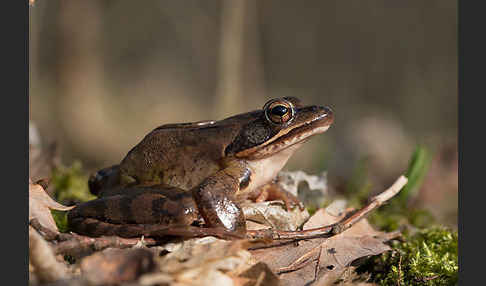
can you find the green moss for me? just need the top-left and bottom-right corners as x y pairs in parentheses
(361, 227), (458, 286)
(367, 208), (408, 232)
(51, 161), (96, 203)
(367, 205), (437, 233)
(51, 210), (69, 233)
(50, 161), (96, 232)
(306, 205), (317, 216)
(345, 146), (457, 285)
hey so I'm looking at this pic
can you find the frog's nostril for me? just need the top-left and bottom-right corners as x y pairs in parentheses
(322, 106), (334, 121)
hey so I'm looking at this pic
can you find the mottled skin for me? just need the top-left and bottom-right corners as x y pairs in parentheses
(69, 97), (334, 239)
(68, 185), (202, 237)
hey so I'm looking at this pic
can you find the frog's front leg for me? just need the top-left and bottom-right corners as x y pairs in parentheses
(191, 161), (250, 238)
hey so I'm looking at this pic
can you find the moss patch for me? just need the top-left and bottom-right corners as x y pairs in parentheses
(49, 161), (96, 232)
(350, 146), (457, 285)
(50, 210), (69, 233)
(51, 161), (96, 203)
(360, 227), (458, 286)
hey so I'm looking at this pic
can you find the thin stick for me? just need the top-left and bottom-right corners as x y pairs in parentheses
(29, 219), (68, 241)
(30, 218), (159, 256)
(52, 233), (158, 256)
(246, 175), (408, 241)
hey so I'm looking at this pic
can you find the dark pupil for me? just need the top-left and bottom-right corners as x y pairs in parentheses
(271, 105), (288, 116)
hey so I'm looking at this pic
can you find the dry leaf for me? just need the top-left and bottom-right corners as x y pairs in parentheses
(142, 238), (253, 286)
(238, 262), (280, 286)
(29, 181), (74, 233)
(242, 201), (309, 231)
(80, 248), (156, 285)
(249, 202), (398, 286)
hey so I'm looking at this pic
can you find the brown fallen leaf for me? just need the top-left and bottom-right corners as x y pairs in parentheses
(314, 265), (376, 286)
(80, 248), (156, 285)
(242, 201), (310, 231)
(29, 180), (74, 233)
(249, 202), (399, 286)
(238, 262), (280, 286)
(140, 238), (253, 286)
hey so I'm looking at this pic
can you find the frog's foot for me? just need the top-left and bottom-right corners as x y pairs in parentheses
(254, 183), (304, 211)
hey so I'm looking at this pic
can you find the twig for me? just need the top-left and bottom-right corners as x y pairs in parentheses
(417, 274), (440, 283)
(246, 175), (408, 241)
(52, 233), (158, 256)
(30, 218), (68, 241)
(397, 252), (403, 286)
(275, 243), (325, 275)
(29, 226), (69, 283)
(30, 218), (159, 256)
(313, 244), (323, 282)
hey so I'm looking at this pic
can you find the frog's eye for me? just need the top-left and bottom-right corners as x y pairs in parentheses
(264, 99), (294, 124)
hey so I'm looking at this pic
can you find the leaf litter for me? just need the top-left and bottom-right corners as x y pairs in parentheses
(249, 201), (400, 286)
(29, 180), (74, 234)
(29, 169), (403, 286)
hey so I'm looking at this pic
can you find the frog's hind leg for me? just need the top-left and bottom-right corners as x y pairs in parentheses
(69, 217), (245, 240)
(68, 188), (200, 238)
(68, 217), (149, 238)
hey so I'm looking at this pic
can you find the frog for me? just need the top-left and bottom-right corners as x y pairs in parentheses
(68, 97), (334, 239)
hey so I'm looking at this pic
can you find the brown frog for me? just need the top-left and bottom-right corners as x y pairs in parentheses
(68, 97), (334, 239)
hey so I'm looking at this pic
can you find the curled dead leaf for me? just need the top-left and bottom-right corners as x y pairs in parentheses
(29, 180), (74, 233)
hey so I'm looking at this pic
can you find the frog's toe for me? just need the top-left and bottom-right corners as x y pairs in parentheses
(278, 191), (304, 211)
(254, 183), (304, 211)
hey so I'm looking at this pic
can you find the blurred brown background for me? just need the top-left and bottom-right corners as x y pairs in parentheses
(29, 1), (457, 226)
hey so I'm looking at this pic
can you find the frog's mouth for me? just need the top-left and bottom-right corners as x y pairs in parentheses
(244, 106), (334, 160)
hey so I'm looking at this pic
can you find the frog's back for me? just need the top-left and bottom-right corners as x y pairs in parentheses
(90, 111), (261, 195)
(119, 122), (236, 190)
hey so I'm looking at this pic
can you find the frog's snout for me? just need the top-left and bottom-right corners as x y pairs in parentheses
(318, 106), (334, 125)
(325, 106), (333, 120)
